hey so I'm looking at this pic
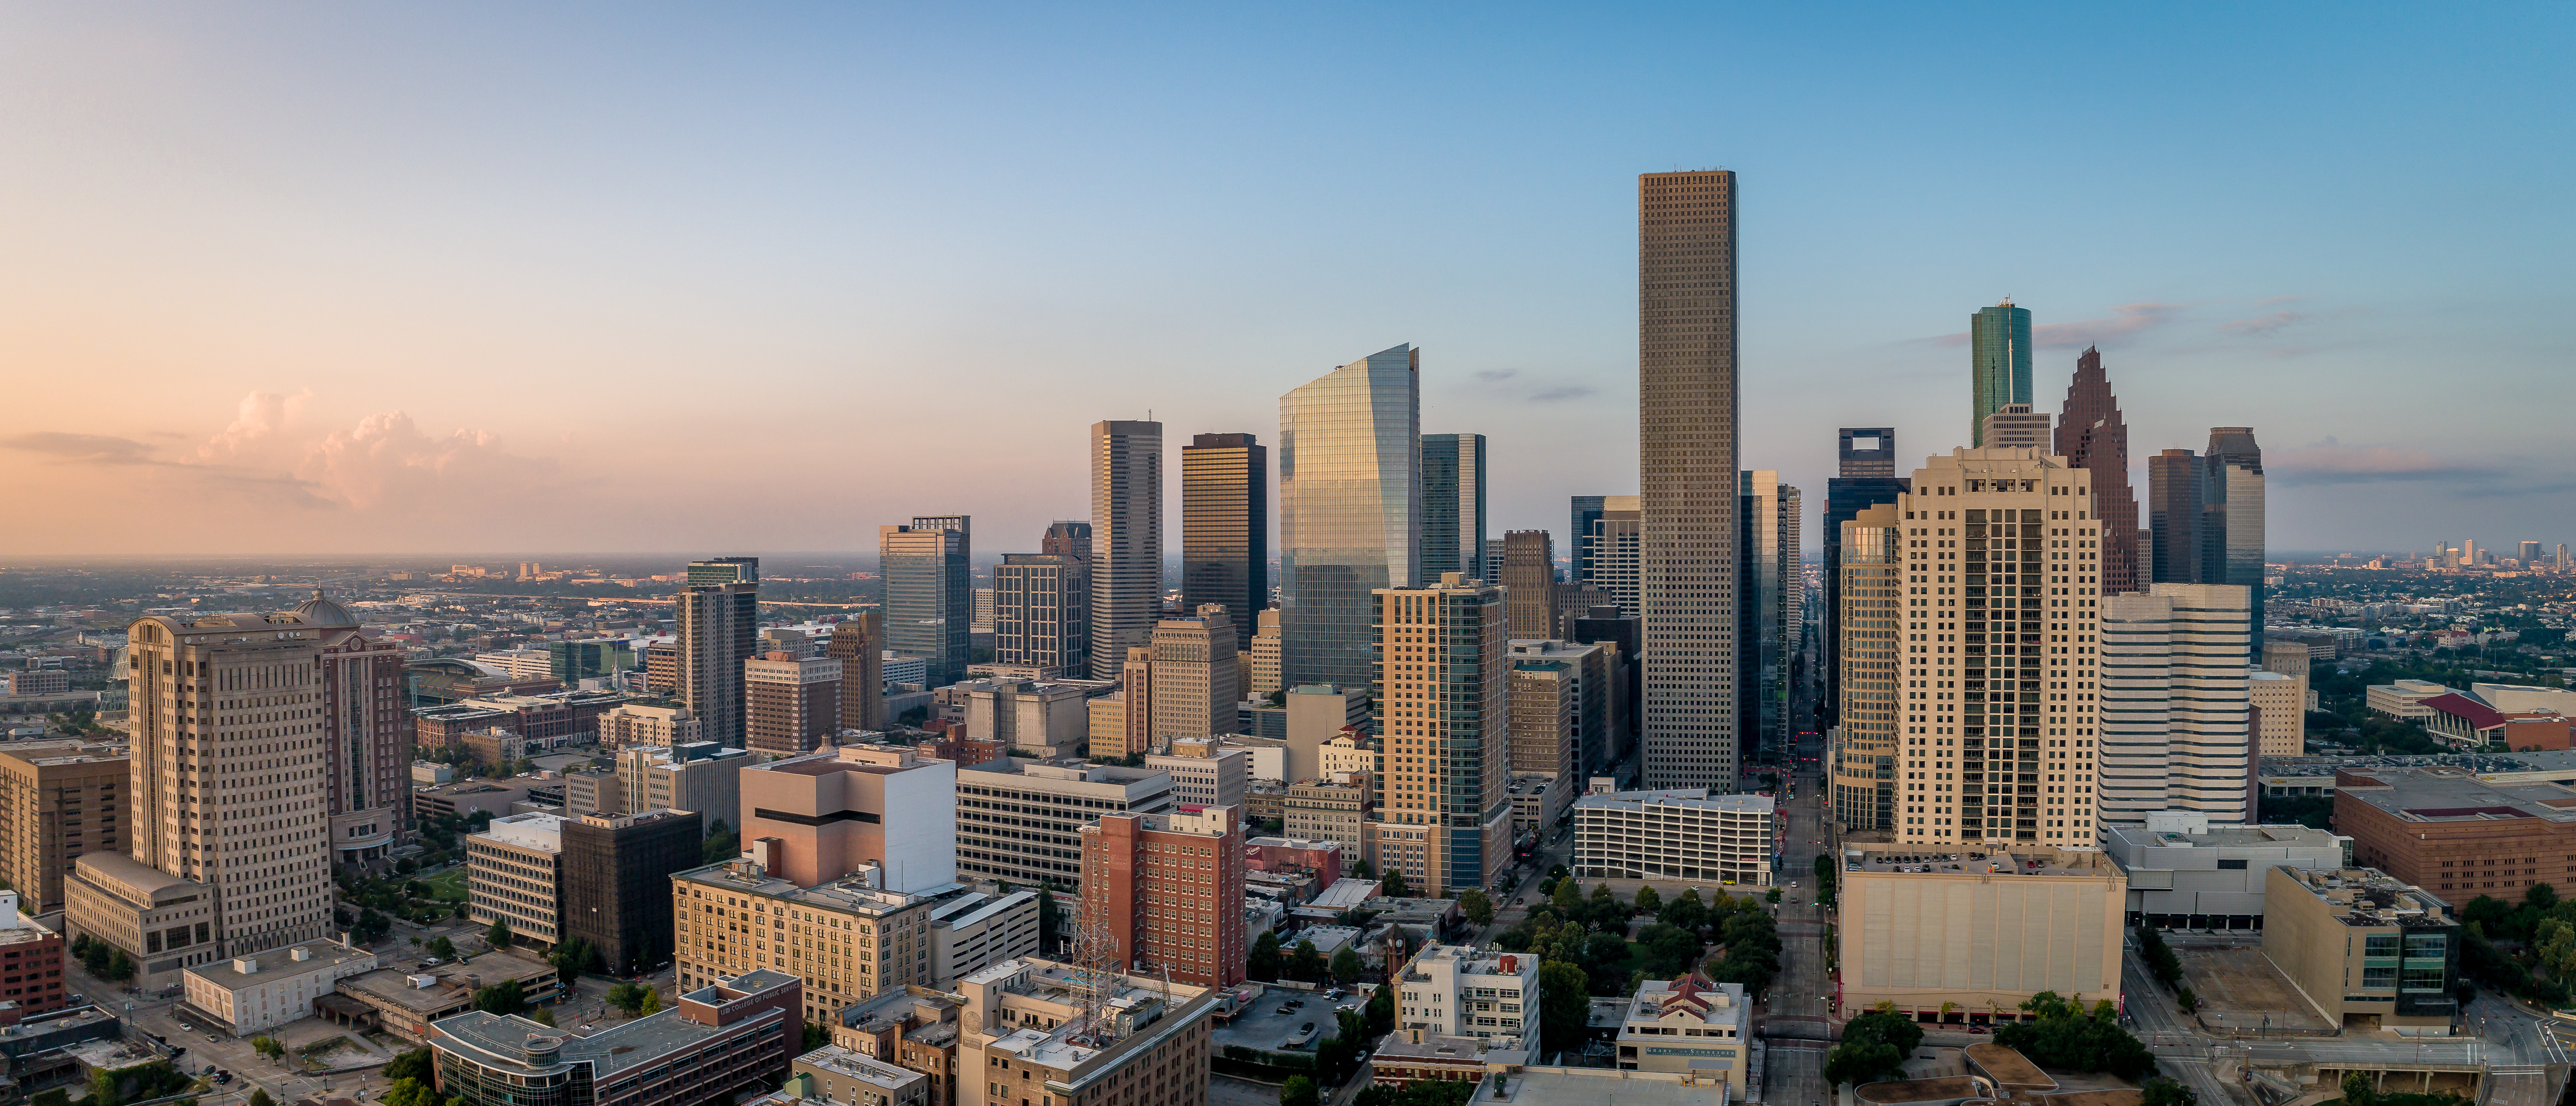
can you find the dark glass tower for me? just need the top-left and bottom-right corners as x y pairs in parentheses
(881, 516), (972, 685)
(2207, 427), (2266, 643)
(1821, 429), (1906, 732)
(1569, 495), (1609, 582)
(1420, 434), (1488, 581)
(1182, 432), (1269, 650)
(2056, 347), (2140, 595)
(2148, 451), (2214, 586)
(1970, 300), (2033, 446)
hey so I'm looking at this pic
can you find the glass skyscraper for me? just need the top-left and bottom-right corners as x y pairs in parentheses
(880, 516), (971, 686)
(2057, 347), (2140, 595)
(1279, 344), (1421, 690)
(1419, 434), (1489, 582)
(1089, 421), (1163, 679)
(1737, 471), (1800, 769)
(1181, 432), (1267, 651)
(1822, 430), (1905, 734)
(1970, 300), (2033, 446)
(2207, 427), (2266, 651)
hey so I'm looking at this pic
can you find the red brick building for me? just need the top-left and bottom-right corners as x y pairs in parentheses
(0, 893), (67, 1017)
(1079, 805), (1247, 987)
(2334, 765), (2576, 896)
(745, 653), (841, 755)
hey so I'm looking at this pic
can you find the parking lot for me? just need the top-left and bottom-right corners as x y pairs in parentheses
(1211, 986), (1368, 1054)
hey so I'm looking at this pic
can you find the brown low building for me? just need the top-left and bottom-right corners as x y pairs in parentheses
(0, 740), (127, 912)
(832, 986), (959, 1106)
(745, 653), (842, 755)
(2333, 766), (2576, 897)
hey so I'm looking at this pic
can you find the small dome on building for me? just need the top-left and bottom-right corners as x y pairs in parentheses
(294, 588), (360, 627)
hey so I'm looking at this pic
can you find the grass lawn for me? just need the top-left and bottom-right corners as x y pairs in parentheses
(424, 867), (470, 901)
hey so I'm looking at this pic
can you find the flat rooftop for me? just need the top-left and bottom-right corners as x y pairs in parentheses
(2100, 822), (2343, 852)
(1574, 789), (1775, 815)
(190, 940), (375, 987)
(2335, 766), (2576, 823)
(2275, 866), (2453, 927)
(675, 861), (965, 917)
(1844, 849), (2117, 877)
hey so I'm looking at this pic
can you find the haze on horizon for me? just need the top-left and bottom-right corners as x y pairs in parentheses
(2, 5), (2568, 560)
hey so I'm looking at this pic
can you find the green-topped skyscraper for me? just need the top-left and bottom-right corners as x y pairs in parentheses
(1970, 299), (2032, 445)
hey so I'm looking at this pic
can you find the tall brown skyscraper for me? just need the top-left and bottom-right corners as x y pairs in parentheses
(2057, 347), (2139, 595)
(1638, 169), (1739, 790)
(1501, 530), (1558, 638)
(1181, 433), (1268, 650)
(679, 557), (760, 746)
(825, 613), (883, 733)
(1090, 421), (1164, 679)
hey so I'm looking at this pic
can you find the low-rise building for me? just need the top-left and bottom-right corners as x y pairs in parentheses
(412, 761), (455, 787)
(1834, 847), (2124, 1023)
(1612, 974), (1751, 1085)
(831, 987), (959, 1106)
(333, 950), (562, 1042)
(742, 745), (958, 893)
(467, 813), (566, 950)
(2261, 865), (2460, 1035)
(1365, 1029), (1525, 1093)
(414, 781), (532, 820)
(951, 957), (1217, 1106)
(925, 891), (1040, 990)
(61, 852), (219, 990)
(1572, 789), (1775, 886)
(1244, 837), (1343, 887)
(2099, 812), (2348, 930)
(1507, 773), (1571, 835)
(1394, 942), (1540, 1043)
(2418, 694), (2573, 752)
(2366, 680), (2455, 721)
(181, 939), (380, 1036)
(2332, 765), (2576, 897)
(0, 892), (68, 1017)
(960, 680), (1091, 754)
(597, 700), (702, 750)
(430, 970), (801, 1106)
(788, 1044), (932, 1106)
(2250, 671), (2307, 757)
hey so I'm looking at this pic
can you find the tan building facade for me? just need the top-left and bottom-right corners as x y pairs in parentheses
(0, 740), (128, 912)
(2261, 865), (2460, 1034)
(1374, 574), (1512, 894)
(1149, 606), (1238, 744)
(746, 652), (842, 755)
(467, 813), (565, 950)
(674, 858), (940, 1026)
(1836, 848), (2125, 1022)
(2251, 671), (2306, 757)
(952, 957), (1216, 1106)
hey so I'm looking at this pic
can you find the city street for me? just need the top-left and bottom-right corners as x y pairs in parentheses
(1764, 726), (1833, 1106)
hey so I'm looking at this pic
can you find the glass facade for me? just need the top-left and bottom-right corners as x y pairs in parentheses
(2207, 427), (2265, 656)
(1969, 302), (2032, 446)
(1420, 434), (1488, 582)
(1737, 472), (1801, 768)
(1279, 345), (1421, 690)
(1181, 432), (1267, 651)
(1090, 421), (1164, 678)
(880, 517), (971, 686)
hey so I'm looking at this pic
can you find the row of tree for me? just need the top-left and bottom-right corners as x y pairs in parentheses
(67, 933), (135, 981)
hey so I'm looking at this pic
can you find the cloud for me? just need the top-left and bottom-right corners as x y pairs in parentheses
(2269, 438), (2503, 487)
(295, 411), (558, 510)
(2222, 310), (2310, 337)
(1529, 385), (1597, 402)
(1473, 369), (1519, 382)
(0, 432), (169, 466)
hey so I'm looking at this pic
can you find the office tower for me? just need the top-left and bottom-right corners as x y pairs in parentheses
(1181, 433), (1268, 650)
(1085, 644), (1159, 760)
(689, 556), (760, 586)
(467, 813), (566, 951)
(1738, 472), (1801, 765)
(2559, 543), (2569, 569)
(617, 741), (750, 833)
(994, 553), (1088, 675)
(1638, 171), (1739, 789)
(738, 745), (958, 890)
(1500, 530), (1559, 638)
(2522, 541), (2544, 565)
(1969, 300), (2033, 445)
(1088, 421), (1165, 679)
(2148, 450), (2215, 586)
(1279, 345), (1422, 689)
(971, 588), (997, 635)
(1835, 448), (2107, 846)
(956, 759), (1174, 891)
(826, 613), (885, 733)
(643, 641), (679, 694)
(0, 741), (125, 911)
(1247, 608), (1283, 697)
(1582, 496), (1643, 616)
(1149, 605), (1239, 743)
(1823, 430), (1909, 735)
(561, 809), (700, 975)
(1043, 520), (1093, 560)
(1484, 538), (1507, 582)
(672, 867), (935, 1022)
(2056, 347), (2139, 595)
(547, 639), (634, 683)
(1979, 404), (2051, 450)
(79, 600), (410, 986)
(2099, 584), (2254, 822)
(1509, 640), (1615, 779)
(1421, 434), (1490, 581)
(1831, 502), (1901, 833)
(745, 652), (843, 755)
(881, 517), (972, 686)
(2207, 428), (2267, 643)
(2462, 539), (2479, 566)
(1372, 573), (1511, 893)
(1570, 496), (1610, 583)
(1078, 805), (1247, 986)
(285, 590), (411, 872)
(1145, 737), (1249, 809)
(677, 582), (760, 748)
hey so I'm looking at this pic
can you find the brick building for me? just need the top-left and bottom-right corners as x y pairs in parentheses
(745, 652), (843, 755)
(1077, 805), (1246, 987)
(2335, 766), (2576, 897)
(0, 740), (127, 912)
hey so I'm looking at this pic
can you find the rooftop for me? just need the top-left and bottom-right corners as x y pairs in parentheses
(1371, 1029), (1526, 1067)
(432, 969), (796, 1080)
(1574, 788), (1774, 816)
(797, 1044), (924, 1093)
(675, 860), (964, 917)
(2276, 866), (2453, 928)
(190, 939), (376, 988)
(2335, 766), (2576, 823)
(1844, 848), (2120, 877)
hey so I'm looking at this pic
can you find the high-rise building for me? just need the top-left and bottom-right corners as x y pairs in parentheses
(1824, 430), (1908, 736)
(1738, 472), (1801, 766)
(738, 745), (957, 891)
(994, 554), (1088, 676)
(1279, 345), (1422, 690)
(1835, 448), (2107, 846)
(562, 809), (701, 975)
(1149, 606), (1239, 743)
(1078, 804), (1247, 987)
(2207, 428), (2267, 647)
(673, 861), (939, 1021)
(882, 518), (972, 686)
(1979, 404), (2051, 450)
(1570, 496), (1610, 583)
(617, 741), (750, 833)
(2056, 347), (2140, 596)
(954, 760), (1174, 891)
(1246, 609), (1283, 698)
(2521, 541), (2544, 565)
(1638, 170), (1740, 790)
(1180, 433), (1267, 651)
(2148, 450), (2216, 587)
(1500, 530), (1558, 638)
(1043, 520), (1092, 560)
(1508, 640), (1615, 780)
(2099, 584), (2254, 822)
(745, 652), (842, 755)
(971, 588), (996, 636)
(1831, 501), (1900, 833)
(1372, 573), (1511, 893)
(0, 740), (126, 912)
(1484, 538), (1506, 583)
(1090, 421), (1164, 679)
(679, 563), (761, 747)
(1582, 497), (1642, 616)
(1421, 434), (1490, 581)
(825, 614), (885, 734)
(467, 813), (567, 950)
(1969, 300), (2033, 446)
(300, 592), (412, 872)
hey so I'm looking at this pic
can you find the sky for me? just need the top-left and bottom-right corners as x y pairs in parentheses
(2, 3), (2570, 560)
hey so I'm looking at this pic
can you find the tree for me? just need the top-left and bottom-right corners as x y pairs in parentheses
(1661, 888), (1707, 935)
(1814, 854), (1838, 907)
(1459, 889), (1494, 927)
(1537, 960), (1592, 1059)
(31, 1088), (69, 1106)
(529, 1006), (557, 1026)
(2342, 1071), (2378, 1106)
(384, 1048), (434, 1084)
(703, 818), (738, 865)
(2141, 1078), (2197, 1106)
(81, 941), (111, 975)
(804, 1021), (831, 1050)
(107, 949), (135, 981)
(428, 935), (457, 960)
(1249, 931), (1283, 981)
(252, 1036), (285, 1063)
(639, 987), (661, 1015)
(1330, 946), (1364, 986)
(488, 918), (513, 948)
(1825, 1010), (1924, 1087)
(1382, 869), (1411, 897)
(1037, 887), (1064, 952)
(1994, 992), (2156, 1081)
(607, 982), (649, 1015)
(1551, 879), (1582, 911)
(1366, 981), (1395, 1035)
(1636, 923), (1703, 978)
(1290, 940), (1325, 983)
(354, 907), (393, 944)
(247, 1090), (276, 1106)
(1280, 1075), (1319, 1106)
(1634, 885), (1662, 914)
(89, 1070), (125, 1106)
(474, 979), (527, 1016)
(2176, 987), (2198, 1013)
(1767, 887), (1783, 904)
(2532, 883), (2562, 912)
(383, 1079), (439, 1106)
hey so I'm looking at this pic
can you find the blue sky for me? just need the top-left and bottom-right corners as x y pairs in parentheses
(2, 3), (2568, 557)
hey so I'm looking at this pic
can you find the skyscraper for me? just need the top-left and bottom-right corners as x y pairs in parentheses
(1570, 496), (1610, 583)
(994, 553), (1087, 675)
(2099, 584), (2254, 822)
(1738, 472), (1800, 767)
(2148, 451), (2215, 587)
(2057, 347), (2139, 595)
(744, 652), (842, 755)
(1830, 501), (1900, 834)
(1042, 520), (1092, 561)
(1969, 300), (2033, 446)
(678, 560), (761, 746)
(1372, 573), (1511, 893)
(1421, 434), (1490, 581)
(1181, 432), (1267, 650)
(1823, 430), (1907, 733)
(1500, 530), (1558, 638)
(304, 591), (411, 872)
(1979, 404), (2051, 449)
(1278, 345), (1421, 689)
(1581, 497), (1643, 616)
(1090, 421), (1164, 679)
(1149, 605), (1239, 743)
(2207, 427), (2266, 641)
(880, 518), (971, 686)
(824, 613), (883, 734)
(1639, 169), (1739, 790)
